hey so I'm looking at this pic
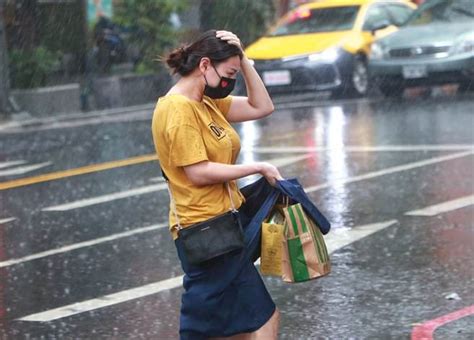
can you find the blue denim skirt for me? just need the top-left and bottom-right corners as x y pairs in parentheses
(174, 200), (276, 339)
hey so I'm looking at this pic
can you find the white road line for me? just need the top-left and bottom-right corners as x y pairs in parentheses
(0, 162), (51, 176)
(43, 155), (312, 212)
(0, 217), (16, 224)
(266, 154), (312, 167)
(0, 223), (167, 268)
(324, 220), (398, 253)
(405, 195), (474, 216)
(19, 276), (184, 322)
(244, 145), (474, 153)
(18, 219), (397, 322)
(149, 177), (165, 182)
(12, 152), (473, 269)
(305, 151), (474, 193)
(0, 160), (27, 169)
(42, 183), (168, 212)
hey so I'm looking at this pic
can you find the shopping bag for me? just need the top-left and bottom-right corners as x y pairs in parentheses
(281, 203), (331, 283)
(260, 207), (285, 276)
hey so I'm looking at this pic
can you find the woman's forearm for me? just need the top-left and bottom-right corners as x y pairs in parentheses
(184, 161), (261, 186)
(240, 56), (274, 113)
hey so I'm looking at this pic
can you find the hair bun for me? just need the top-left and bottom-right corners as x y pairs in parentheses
(166, 46), (190, 74)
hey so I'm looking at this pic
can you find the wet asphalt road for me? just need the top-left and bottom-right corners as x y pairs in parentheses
(0, 92), (473, 339)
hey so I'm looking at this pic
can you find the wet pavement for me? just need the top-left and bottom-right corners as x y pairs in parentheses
(0, 91), (473, 339)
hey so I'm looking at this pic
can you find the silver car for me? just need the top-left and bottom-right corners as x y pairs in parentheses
(369, 0), (474, 97)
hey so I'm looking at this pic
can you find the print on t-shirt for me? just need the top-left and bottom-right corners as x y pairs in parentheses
(208, 122), (226, 140)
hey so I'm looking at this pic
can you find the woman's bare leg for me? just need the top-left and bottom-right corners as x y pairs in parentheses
(209, 308), (280, 340)
(253, 308), (280, 340)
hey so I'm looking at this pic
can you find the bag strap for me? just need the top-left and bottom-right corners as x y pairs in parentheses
(160, 166), (237, 230)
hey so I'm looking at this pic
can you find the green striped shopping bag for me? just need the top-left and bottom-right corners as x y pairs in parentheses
(281, 203), (331, 283)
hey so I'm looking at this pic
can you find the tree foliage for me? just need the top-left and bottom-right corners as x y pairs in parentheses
(114, 0), (188, 72)
(200, 0), (276, 47)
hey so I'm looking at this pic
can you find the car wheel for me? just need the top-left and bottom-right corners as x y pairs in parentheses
(458, 80), (474, 93)
(351, 57), (369, 97)
(331, 56), (369, 99)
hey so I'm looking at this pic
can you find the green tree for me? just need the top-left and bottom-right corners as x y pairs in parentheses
(114, 0), (188, 73)
(200, 0), (276, 47)
(9, 47), (62, 89)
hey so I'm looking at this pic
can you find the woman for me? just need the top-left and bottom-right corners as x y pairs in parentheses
(151, 29), (282, 339)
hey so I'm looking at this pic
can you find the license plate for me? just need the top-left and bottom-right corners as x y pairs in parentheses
(263, 70), (291, 86)
(402, 65), (427, 79)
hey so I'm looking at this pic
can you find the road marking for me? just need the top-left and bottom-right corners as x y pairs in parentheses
(0, 223), (167, 269)
(0, 154), (157, 191)
(411, 305), (474, 340)
(149, 177), (165, 182)
(0, 217), (16, 224)
(42, 155), (312, 212)
(305, 151), (474, 193)
(268, 154), (312, 166)
(19, 276), (184, 322)
(2, 145), (473, 191)
(244, 145), (474, 153)
(0, 160), (27, 169)
(0, 162), (51, 176)
(6, 152), (472, 267)
(42, 183), (168, 212)
(18, 219), (397, 322)
(405, 195), (474, 216)
(324, 220), (398, 252)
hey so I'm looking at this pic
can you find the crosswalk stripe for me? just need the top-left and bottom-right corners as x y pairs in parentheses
(0, 223), (167, 268)
(2, 145), (473, 191)
(0, 160), (27, 169)
(0, 217), (16, 224)
(0, 162), (51, 176)
(18, 220), (397, 322)
(6, 152), (473, 269)
(405, 195), (474, 216)
(42, 155), (312, 212)
(42, 183), (168, 212)
(244, 145), (474, 153)
(305, 151), (473, 192)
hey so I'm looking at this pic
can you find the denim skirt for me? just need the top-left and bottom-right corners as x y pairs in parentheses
(174, 199), (276, 339)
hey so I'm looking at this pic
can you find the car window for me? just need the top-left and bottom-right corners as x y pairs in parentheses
(386, 4), (415, 26)
(269, 6), (360, 36)
(406, 0), (474, 25)
(362, 5), (392, 30)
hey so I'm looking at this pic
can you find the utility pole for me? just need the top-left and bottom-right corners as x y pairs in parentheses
(0, 0), (11, 116)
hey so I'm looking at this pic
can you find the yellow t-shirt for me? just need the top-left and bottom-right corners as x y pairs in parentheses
(151, 94), (245, 240)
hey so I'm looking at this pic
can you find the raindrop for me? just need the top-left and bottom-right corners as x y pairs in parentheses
(78, 253), (88, 260)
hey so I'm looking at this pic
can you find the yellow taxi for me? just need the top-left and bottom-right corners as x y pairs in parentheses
(244, 0), (417, 97)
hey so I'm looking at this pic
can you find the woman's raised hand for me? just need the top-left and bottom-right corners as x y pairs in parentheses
(216, 30), (243, 51)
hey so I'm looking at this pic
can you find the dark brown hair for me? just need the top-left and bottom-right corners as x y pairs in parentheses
(165, 30), (243, 76)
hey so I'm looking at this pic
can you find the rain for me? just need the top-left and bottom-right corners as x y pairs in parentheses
(0, 0), (473, 339)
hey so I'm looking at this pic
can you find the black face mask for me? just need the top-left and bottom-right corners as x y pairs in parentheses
(204, 65), (236, 99)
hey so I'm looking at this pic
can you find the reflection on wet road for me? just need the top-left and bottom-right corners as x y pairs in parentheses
(0, 94), (473, 339)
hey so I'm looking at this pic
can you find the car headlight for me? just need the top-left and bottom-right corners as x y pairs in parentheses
(308, 47), (341, 63)
(450, 32), (474, 55)
(370, 43), (387, 60)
